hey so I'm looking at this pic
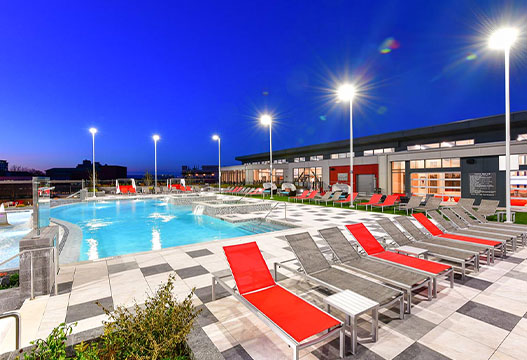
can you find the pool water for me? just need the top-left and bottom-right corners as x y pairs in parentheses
(0, 211), (32, 270)
(51, 199), (289, 261)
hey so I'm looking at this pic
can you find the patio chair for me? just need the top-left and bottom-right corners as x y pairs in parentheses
(346, 223), (454, 297)
(413, 213), (505, 258)
(377, 218), (479, 279)
(314, 191), (340, 205)
(318, 227), (431, 314)
(248, 188), (263, 195)
(289, 190), (309, 202)
(355, 194), (383, 210)
(334, 193), (358, 207)
(281, 233), (405, 318)
(458, 205), (527, 237)
(371, 194), (399, 213)
(430, 210), (514, 253)
(396, 216), (491, 265)
(455, 198), (475, 210)
(477, 200), (500, 216)
(398, 196), (422, 215)
(414, 197), (442, 215)
(213, 242), (345, 360)
(302, 190), (319, 203)
(324, 191), (343, 206)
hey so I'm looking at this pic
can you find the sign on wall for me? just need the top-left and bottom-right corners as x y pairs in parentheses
(337, 173), (348, 182)
(469, 173), (496, 197)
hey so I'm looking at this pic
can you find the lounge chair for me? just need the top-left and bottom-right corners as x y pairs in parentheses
(313, 191), (333, 204)
(334, 192), (357, 207)
(396, 216), (492, 265)
(413, 213), (505, 258)
(455, 198), (475, 210)
(248, 188), (263, 195)
(414, 197), (442, 215)
(318, 227), (431, 313)
(429, 210), (514, 253)
(377, 218), (479, 279)
(398, 196), (422, 215)
(459, 205), (527, 238)
(212, 242), (345, 360)
(280, 233), (405, 318)
(371, 194), (399, 213)
(324, 191), (343, 206)
(290, 190), (309, 202)
(302, 190), (319, 203)
(346, 223), (454, 297)
(355, 194), (383, 210)
(477, 199), (500, 216)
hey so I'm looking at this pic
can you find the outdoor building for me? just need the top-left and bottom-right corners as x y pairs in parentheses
(46, 160), (127, 180)
(221, 111), (527, 206)
(181, 165), (218, 184)
(0, 160), (8, 175)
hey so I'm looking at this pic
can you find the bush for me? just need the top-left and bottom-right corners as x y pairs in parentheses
(18, 274), (199, 360)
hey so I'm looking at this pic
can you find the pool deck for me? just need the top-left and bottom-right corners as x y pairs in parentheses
(1, 197), (527, 359)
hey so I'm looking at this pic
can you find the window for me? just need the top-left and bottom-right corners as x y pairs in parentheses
(293, 167), (323, 188)
(391, 161), (405, 194)
(339, 153), (347, 159)
(364, 150), (374, 156)
(512, 170), (527, 198)
(374, 149), (384, 155)
(310, 155), (323, 161)
(410, 172), (461, 197)
(365, 148), (394, 155)
(384, 148), (395, 153)
(421, 143), (440, 150)
(410, 160), (425, 169)
(440, 141), (455, 148)
(518, 134), (527, 141)
(456, 139), (474, 146)
(442, 158), (460, 167)
(407, 145), (421, 151)
(519, 155), (527, 165)
(331, 154), (339, 159)
(425, 159), (442, 168)
(294, 157), (305, 163)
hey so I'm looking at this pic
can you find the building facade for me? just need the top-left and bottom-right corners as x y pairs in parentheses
(220, 112), (527, 206)
(181, 165), (219, 184)
(46, 160), (127, 180)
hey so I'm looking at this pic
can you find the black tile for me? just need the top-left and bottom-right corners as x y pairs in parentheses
(196, 304), (219, 327)
(221, 344), (254, 360)
(457, 301), (521, 331)
(505, 270), (527, 282)
(386, 314), (436, 341)
(393, 342), (451, 360)
(195, 285), (230, 304)
(140, 263), (173, 277)
(66, 297), (113, 323)
(186, 249), (214, 258)
(311, 336), (383, 359)
(56, 281), (73, 295)
(453, 275), (492, 291)
(108, 261), (139, 274)
(175, 265), (209, 279)
(503, 256), (525, 264)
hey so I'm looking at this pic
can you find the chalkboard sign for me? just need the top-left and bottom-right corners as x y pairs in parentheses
(469, 173), (496, 197)
(338, 173), (348, 182)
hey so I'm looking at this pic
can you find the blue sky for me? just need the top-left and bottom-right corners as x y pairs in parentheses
(1, 1), (526, 174)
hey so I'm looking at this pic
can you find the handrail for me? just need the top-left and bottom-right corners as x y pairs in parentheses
(262, 201), (287, 221)
(0, 311), (21, 349)
(0, 246), (58, 299)
(66, 189), (83, 199)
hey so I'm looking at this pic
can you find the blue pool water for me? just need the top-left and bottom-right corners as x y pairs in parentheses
(51, 199), (288, 261)
(0, 211), (32, 270)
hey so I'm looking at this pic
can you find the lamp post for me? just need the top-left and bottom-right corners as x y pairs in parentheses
(153, 135), (160, 194)
(89, 128), (97, 198)
(337, 84), (356, 198)
(489, 27), (518, 223)
(260, 114), (273, 199)
(212, 135), (221, 193)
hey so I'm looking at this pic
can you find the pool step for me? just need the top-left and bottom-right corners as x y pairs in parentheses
(237, 222), (280, 234)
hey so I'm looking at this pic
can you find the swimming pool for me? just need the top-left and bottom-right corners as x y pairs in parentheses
(51, 199), (289, 261)
(0, 211), (32, 270)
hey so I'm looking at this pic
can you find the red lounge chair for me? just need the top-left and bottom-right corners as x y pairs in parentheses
(334, 192), (358, 207)
(412, 213), (505, 257)
(213, 242), (344, 359)
(356, 194), (383, 210)
(129, 186), (136, 194)
(249, 188), (263, 195)
(301, 190), (319, 203)
(346, 223), (453, 297)
(228, 186), (241, 193)
(289, 190), (309, 202)
(371, 194), (399, 213)
(186, 186), (192, 192)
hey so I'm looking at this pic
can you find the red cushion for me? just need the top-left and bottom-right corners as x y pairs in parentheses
(413, 213), (443, 236)
(346, 223), (385, 255)
(511, 199), (527, 206)
(223, 242), (275, 295)
(439, 234), (502, 247)
(336, 194), (351, 203)
(373, 251), (451, 274)
(243, 285), (341, 342)
(377, 195), (398, 206)
(358, 194), (383, 206)
(306, 190), (319, 199)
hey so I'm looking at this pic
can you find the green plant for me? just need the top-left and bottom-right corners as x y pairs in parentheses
(20, 322), (74, 360)
(143, 171), (153, 186)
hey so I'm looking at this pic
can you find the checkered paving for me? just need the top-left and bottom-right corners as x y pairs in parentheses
(3, 200), (527, 360)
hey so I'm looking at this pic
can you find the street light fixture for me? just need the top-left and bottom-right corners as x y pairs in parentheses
(212, 135), (221, 194)
(89, 128), (97, 198)
(153, 134), (160, 194)
(489, 27), (518, 223)
(260, 114), (274, 199)
(337, 83), (356, 198)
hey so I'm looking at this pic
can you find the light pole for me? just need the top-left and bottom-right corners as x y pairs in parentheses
(212, 135), (221, 193)
(260, 114), (273, 199)
(489, 27), (518, 223)
(89, 128), (97, 198)
(337, 84), (356, 198)
(153, 134), (160, 194)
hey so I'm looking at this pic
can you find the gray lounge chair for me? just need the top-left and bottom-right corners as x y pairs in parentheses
(279, 232), (405, 319)
(460, 205), (527, 238)
(324, 191), (343, 206)
(455, 198), (475, 210)
(428, 211), (509, 256)
(477, 200), (500, 216)
(414, 197), (442, 215)
(377, 218), (479, 279)
(396, 216), (494, 265)
(398, 196), (422, 215)
(318, 227), (431, 313)
(313, 191), (334, 205)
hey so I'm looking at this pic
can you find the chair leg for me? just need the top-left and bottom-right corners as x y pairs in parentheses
(293, 345), (299, 360)
(339, 327), (345, 358)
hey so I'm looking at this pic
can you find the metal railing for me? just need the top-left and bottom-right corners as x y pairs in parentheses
(0, 311), (21, 350)
(263, 201), (287, 221)
(0, 246), (58, 300)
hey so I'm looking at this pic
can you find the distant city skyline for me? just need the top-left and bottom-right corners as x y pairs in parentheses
(1, 1), (526, 172)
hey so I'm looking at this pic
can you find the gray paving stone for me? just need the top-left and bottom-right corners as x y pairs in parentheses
(504, 269), (527, 282)
(186, 249), (214, 258)
(453, 275), (492, 291)
(55, 281), (73, 295)
(175, 265), (209, 279)
(503, 256), (524, 264)
(457, 300), (521, 331)
(393, 342), (450, 360)
(66, 297), (113, 323)
(107, 261), (139, 274)
(311, 336), (383, 359)
(222, 344), (254, 360)
(140, 263), (173, 277)
(195, 285), (230, 304)
(384, 314), (436, 341)
(196, 304), (220, 327)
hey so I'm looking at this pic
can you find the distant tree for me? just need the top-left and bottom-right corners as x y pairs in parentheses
(143, 171), (153, 186)
(88, 170), (98, 189)
(9, 164), (44, 176)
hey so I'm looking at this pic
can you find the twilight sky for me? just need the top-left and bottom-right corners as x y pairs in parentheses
(1, 0), (526, 174)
